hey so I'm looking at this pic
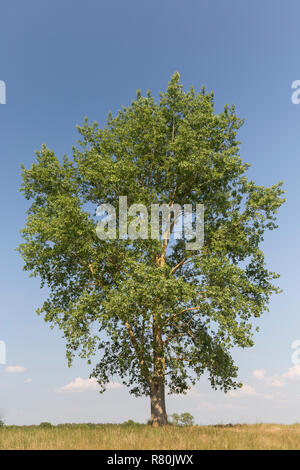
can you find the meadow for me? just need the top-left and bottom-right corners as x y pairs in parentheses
(0, 423), (299, 450)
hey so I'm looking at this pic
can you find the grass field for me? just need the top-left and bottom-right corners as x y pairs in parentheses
(0, 423), (299, 450)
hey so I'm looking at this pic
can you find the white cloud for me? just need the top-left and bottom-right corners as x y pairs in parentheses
(5, 365), (27, 373)
(107, 382), (123, 390)
(24, 378), (32, 383)
(229, 384), (277, 400)
(251, 365), (300, 389)
(252, 368), (286, 388)
(229, 384), (258, 398)
(58, 377), (122, 393)
(60, 377), (98, 392)
(282, 365), (300, 381)
(253, 369), (266, 380)
(266, 376), (285, 388)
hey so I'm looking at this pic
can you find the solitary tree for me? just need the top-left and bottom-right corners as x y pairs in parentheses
(170, 412), (194, 426)
(18, 73), (284, 426)
(179, 412), (194, 427)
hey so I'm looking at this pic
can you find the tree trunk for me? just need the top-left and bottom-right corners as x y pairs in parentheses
(150, 376), (168, 426)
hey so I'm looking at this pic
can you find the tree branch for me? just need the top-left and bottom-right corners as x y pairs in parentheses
(170, 257), (194, 275)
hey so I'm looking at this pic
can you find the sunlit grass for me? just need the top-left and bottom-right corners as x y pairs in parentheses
(0, 423), (299, 450)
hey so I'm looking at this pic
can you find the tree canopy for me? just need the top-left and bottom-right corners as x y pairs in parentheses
(18, 72), (285, 425)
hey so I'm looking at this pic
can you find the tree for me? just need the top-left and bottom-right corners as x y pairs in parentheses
(170, 412), (194, 426)
(171, 413), (180, 426)
(180, 412), (194, 426)
(18, 72), (285, 426)
(39, 422), (53, 428)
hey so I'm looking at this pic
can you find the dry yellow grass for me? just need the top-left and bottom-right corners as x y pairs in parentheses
(0, 423), (298, 450)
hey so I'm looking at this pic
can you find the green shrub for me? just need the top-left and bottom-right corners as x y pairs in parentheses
(170, 413), (180, 426)
(39, 422), (53, 428)
(170, 412), (194, 426)
(180, 412), (194, 426)
(123, 420), (142, 426)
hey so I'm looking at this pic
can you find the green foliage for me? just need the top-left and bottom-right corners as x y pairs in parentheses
(180, 412), (194, 426)
(18, 72), (285, 400)
(170, 413), (194, 426)
(39, 422), (53, 428)
(170, 413), (180, 426)
(0, 419), (5, 427)
(122, 420), (143, 426)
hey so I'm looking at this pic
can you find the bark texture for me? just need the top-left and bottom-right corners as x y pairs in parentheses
(150, 377), (168, 426)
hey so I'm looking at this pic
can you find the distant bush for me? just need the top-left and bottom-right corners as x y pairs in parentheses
(180, 413), (194, 426)
(0, 419), (4, 427)
(170, 413), (180, 426)
(55, 423), (107, 429)
(213, 423), (235, 428)
(39, 422), (53, 428)
(169, 413), (194, 426)
(122, 420), (142, 426)
(78, 423), (97, 429)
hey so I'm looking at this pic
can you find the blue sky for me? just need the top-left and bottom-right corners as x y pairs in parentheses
(0, 0), (300, 425)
